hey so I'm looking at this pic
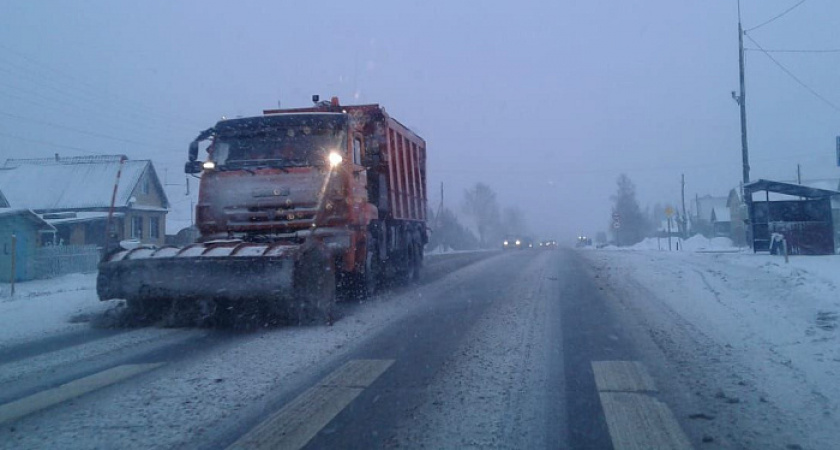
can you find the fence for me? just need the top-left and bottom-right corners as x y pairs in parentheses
(33, 245), (101, 279)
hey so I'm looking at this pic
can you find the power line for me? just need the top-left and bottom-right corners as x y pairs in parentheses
(0, 129), (188, 162)
(745, 0), (808, 32)
(433, 150), (827, 178)
(0, 44), (206, 130)
(745, 33), (840, 113)
(745, 48), (840, 54)
(0, 131), (106, 155)
(0, 75), (196, 138)
(0, 62), (198, 135)
(0, 111), (177, 149)
(0, 75), (204, 157)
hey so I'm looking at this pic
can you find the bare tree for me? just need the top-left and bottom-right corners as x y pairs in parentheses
(462, 182), (501, 248)
(427, 207), (480, 251)
(610, 174), (648, 246)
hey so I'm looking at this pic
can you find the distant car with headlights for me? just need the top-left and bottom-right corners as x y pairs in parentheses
(539, 239), (558, 249)
(503, 237), (522, 250)
(503, 236), (533, 250)
(575, 236), (593, 247)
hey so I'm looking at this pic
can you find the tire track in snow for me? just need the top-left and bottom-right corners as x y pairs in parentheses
(390, 252), (556, 448)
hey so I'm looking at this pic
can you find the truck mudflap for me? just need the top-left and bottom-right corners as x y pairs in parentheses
(97, 241), (335, 324)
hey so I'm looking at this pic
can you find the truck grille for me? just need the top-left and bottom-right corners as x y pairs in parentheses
(224, 205), (318, 227)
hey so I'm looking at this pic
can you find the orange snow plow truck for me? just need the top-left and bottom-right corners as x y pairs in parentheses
(97, 96), (427, 323)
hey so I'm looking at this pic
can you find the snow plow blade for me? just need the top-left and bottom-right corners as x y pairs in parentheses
(97, 241), (335, 323)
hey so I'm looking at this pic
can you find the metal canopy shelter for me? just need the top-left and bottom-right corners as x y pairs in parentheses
(744, 179), (840, 200)
(744, 179), (840, 255)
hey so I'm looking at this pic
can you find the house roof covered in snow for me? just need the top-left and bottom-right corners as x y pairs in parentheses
(0, 155), (169, 211)
(0, 189), (8, 208)
(40, 211), (125, 225)
(0, 208), (56, 231)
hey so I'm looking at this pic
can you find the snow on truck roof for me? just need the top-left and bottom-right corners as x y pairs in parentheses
(260, 104), (426, 144)
(260, 112), (345, 117)
(0, 155), (163, 211)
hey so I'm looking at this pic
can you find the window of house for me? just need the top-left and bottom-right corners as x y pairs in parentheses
(150, 216), (160, 239)
(353, 137), (362, 165)
(132, 216), (144, 239)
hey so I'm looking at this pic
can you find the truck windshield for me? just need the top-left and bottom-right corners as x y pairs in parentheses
(211, 115), (346, 168)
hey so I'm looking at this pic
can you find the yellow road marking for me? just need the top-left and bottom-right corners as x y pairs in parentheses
(317, 359), (395, 388)
(598, 392), (692, 450)
(228, 359), (395, 450)
(592, 361), (692, 450)
(592, 360), (657, 392)
(0, 362), (164, 425)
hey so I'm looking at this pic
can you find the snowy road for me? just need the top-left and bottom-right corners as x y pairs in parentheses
(0, 248), (829, 449)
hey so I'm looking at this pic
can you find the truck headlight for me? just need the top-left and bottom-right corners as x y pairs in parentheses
(503, 240), (509, 246)
(515, 240), (521, 246)
(202, 160), (216, 170)
(328, 151), (343, 167)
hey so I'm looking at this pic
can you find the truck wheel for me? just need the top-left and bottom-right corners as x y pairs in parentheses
(292, 247), (336, 325)
(410, 245), (422, 282)
(352, 249), (379, 299)
(397, 244), (421, 285)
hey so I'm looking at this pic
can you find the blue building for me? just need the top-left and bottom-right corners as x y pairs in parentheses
(0, 208), (56, 281)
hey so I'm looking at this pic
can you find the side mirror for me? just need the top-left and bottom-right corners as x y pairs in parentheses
(188, 140), (199, 162)
(185, 161), (202, 174)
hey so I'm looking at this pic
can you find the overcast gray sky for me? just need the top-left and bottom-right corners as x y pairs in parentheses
(1, 0), (838, 239)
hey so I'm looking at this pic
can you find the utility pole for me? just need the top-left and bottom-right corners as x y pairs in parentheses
(797, 163), (802, 184)
(436, 182), (444, 223)
(734, 0), (753, 250)
(680, 173), (687, 238)
(9, 234), (16, 296)
(736, 0), (750, 186)
(436, 182), (445, 251)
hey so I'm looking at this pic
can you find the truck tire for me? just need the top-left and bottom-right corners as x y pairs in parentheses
(291, 246), (336, 325)
(397, 244), (422, 285)
(340, 234), (380, 300)
(352, 248), (380, 299)
(410, 244), (422, 282)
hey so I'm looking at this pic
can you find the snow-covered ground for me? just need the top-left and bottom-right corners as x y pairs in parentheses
(394, 252), (556, 448)
(582, 247), (840, 449)
(599, 234), (743, 252)
(424, 246), (494, 256)
(0, 251), (490, 351)
(0, 273), (118, 349)
(0, 253), (504, 450)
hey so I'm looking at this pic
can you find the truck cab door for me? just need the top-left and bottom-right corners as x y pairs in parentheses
(349, 135), (369, 220)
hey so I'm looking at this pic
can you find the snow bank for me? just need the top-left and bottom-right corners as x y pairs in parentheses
(680, 235), (737, 252)
(583, 250), (840, 448)
(603, 235), (740, 252)
(0, 273), (115, 349)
